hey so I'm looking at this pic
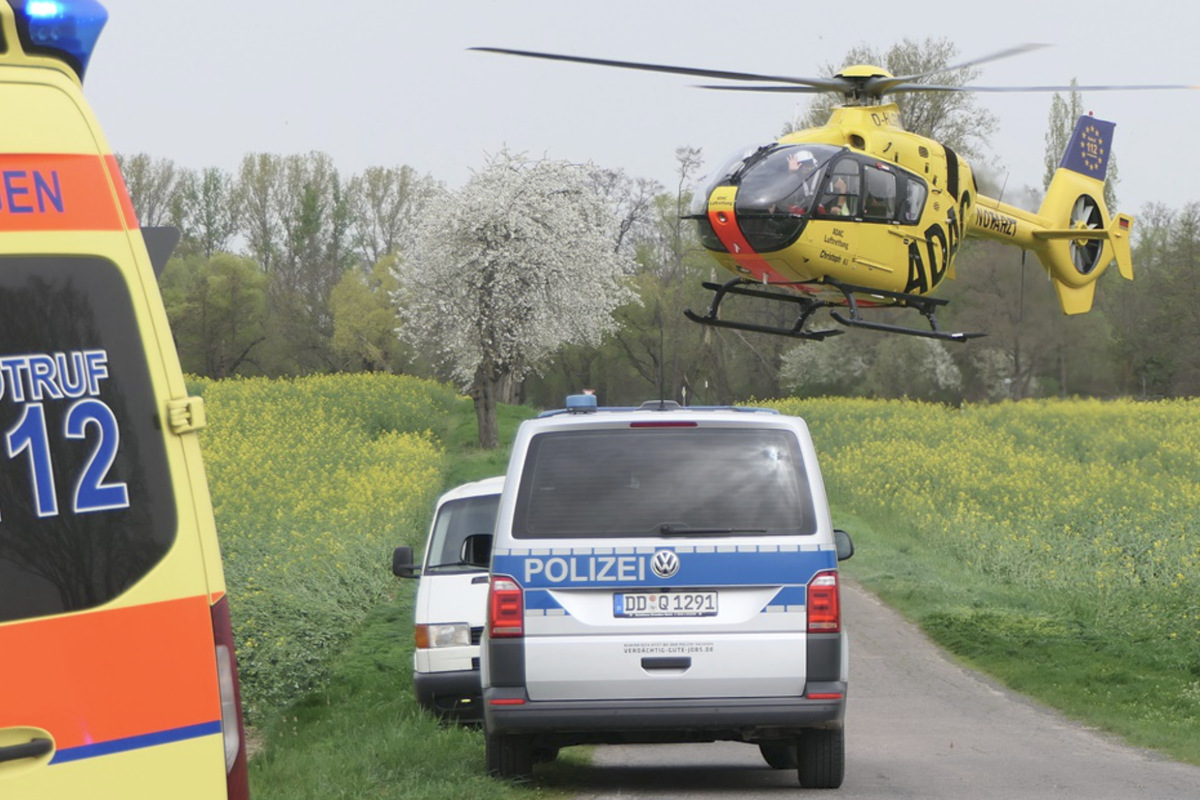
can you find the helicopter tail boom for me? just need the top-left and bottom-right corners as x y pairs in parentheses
(968, 115), (1133, 314)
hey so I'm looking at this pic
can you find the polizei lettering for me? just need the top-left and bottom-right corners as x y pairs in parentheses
(524, 554), (647, 584)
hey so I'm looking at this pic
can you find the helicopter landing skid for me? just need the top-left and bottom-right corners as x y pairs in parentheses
(683, 279), (844, 341)
(683, 277), (984, 342)
(823, 279), (985, 342)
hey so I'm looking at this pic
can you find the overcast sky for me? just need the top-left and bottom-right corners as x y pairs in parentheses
(86, 1), (1199, 216)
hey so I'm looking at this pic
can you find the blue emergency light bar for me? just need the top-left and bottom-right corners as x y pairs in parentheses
(8, 0), (108, 80)
(564, 394), (599, 413)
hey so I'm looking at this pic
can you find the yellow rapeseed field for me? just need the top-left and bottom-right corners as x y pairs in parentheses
(195, 373), (458, 719)
(769, 397), (1200, 645)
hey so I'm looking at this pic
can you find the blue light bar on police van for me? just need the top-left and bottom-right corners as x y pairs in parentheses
(8, 0), (109, 81)
(564, 394), (598, 414)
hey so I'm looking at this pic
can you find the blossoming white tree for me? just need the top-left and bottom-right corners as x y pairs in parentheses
(396, 152), (637, 447)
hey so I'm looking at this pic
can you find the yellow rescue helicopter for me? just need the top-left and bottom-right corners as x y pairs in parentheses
(473, 46), (1191, 341)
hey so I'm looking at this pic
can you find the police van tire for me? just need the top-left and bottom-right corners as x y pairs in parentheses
(759, 741), (799, 769)
(486, 730), (534, 780)
(798, 728), (845, 789)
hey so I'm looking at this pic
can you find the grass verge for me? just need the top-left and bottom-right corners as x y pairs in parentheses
(440, 397), (540, 489)
(247, 586), (579, 799)
(247, 397), (559, 797)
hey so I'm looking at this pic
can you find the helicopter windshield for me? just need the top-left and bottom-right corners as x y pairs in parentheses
(690, 143), (840, 253)
(734, 145), (839, 215)
(688, 143), (763, 218)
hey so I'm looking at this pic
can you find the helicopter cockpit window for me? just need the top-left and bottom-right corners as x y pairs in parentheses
(862, 165), (898, 221)
(734, 145), (833, 217)
(706, 143), (839, 253)
(901, 179), (927, 223)
(688, 143), (762, 218)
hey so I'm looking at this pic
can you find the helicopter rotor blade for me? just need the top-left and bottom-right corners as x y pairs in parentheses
(862, 43), (1050, 96)
(696, 84), (829, 94)
(887, 82), (1200, 94)
(470, 47), (848, 92)
(884, 43), (1050, 84)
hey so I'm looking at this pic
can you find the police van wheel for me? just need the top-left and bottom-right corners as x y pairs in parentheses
(798, 728), (844, 789)
(486, 730), (534, 780)
(759, 741), (799, 769)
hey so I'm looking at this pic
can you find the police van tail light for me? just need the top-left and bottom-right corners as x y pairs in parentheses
(211, 596), (250, 800)
(488, 575), (524, 638)
(807, 571), (841, 634)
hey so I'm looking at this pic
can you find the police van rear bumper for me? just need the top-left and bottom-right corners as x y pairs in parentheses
(482, 682), (846, 743)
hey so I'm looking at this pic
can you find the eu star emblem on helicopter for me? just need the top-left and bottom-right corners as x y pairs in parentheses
(474, 45), (1196, 341)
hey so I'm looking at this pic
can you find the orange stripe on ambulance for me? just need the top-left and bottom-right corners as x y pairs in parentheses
(0, 156), (124, 230)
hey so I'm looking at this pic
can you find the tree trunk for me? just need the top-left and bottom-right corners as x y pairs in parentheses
(473, 363), (504, 450)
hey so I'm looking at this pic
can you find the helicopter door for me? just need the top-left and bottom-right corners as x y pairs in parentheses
(840, 161), (909, 290)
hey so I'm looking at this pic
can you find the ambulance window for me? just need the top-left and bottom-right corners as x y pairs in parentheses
(0, 257), (177, 623)
(514, 427), (815, 539)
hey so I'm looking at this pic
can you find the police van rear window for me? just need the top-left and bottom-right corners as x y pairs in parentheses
(0, 256), (177, 623)
(513, 427), (815, 539)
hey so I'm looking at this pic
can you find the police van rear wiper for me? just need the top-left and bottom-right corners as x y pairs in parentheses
(657, 524), (767, 536)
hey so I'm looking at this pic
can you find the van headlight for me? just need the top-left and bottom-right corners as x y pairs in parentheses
(414, 623), (471, 649)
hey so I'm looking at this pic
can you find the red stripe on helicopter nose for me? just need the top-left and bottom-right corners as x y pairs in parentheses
(706, 204), (790, 284)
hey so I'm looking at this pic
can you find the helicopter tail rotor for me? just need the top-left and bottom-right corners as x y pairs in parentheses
(969, 115), (1133, 315)
(1033, 117), (1134, 313)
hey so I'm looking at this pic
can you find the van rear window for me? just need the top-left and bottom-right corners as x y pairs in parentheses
(513, 427), (815, 539)
(0, 257), (177, 623)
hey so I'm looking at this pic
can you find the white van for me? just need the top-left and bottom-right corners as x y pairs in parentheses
(393, 476), (503, 722)
(479, 397), (853, 788)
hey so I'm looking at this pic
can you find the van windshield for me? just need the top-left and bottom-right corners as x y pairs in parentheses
(513, 427), (816, 539)
(425, 493), (500, 572)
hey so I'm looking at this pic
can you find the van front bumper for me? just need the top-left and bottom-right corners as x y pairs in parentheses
(482, 682), (846, 744)
(415, 669), (483, 723)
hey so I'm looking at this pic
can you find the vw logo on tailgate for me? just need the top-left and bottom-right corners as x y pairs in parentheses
(650, 549), (680, 579)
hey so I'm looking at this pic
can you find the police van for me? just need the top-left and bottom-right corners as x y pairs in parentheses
(0, 2), (249, 798)
(393, 476), (503, 723)
(480, 396), (853, 788)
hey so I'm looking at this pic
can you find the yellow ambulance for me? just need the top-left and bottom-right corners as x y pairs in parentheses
(0, 2), (250, 798)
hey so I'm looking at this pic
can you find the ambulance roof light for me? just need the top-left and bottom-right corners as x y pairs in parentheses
(9, 0), (109, 81)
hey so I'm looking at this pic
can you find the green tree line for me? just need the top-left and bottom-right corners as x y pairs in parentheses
(125, 39), (1198, 420)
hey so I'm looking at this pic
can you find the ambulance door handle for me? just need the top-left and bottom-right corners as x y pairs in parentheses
(0, 737), (53, 763)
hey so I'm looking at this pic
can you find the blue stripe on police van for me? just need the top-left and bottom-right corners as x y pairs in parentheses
(493, 543), (827, 557)
(493, 547), (836, 590)
(524, 591), (566, 612)
(765, 585), (807, 611)
(50, 720), (222, 764)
